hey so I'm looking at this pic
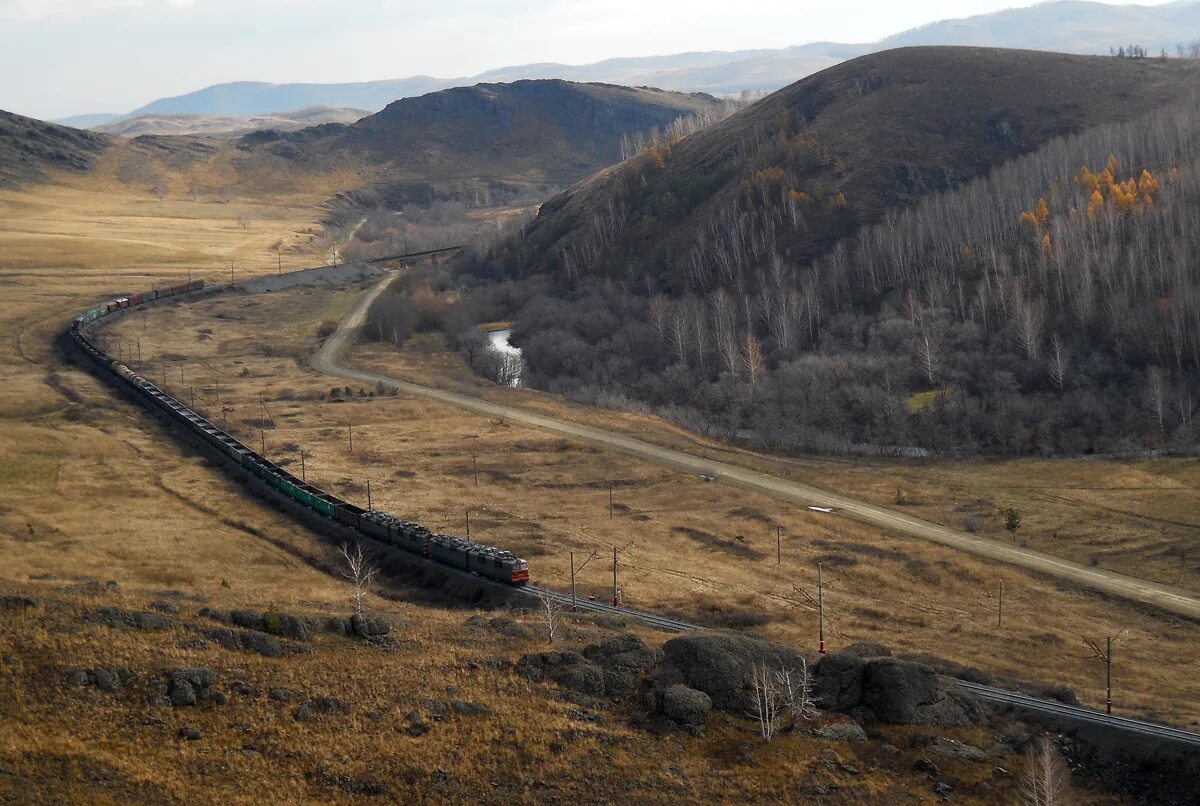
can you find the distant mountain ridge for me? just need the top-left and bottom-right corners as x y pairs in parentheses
(57, 1), (1200, 125)
(94, 107), (370, 138)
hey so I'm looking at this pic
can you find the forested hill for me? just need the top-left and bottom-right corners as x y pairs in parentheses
(488, 47), (1199, 287)
(240, 81), (722, 187)
(446, 48), (1200, 456)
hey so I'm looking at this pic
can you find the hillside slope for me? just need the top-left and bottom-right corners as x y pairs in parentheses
(95, 107), (369, 138)
(439, 48), (1200, 457)
(240, 80), (720, 188)
(494, 47), (1200, 285)
(0, 110), (111, 187)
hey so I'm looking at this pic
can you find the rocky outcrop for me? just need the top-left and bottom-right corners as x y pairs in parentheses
(815, 650), (983, 726)
(582, 633), (660, 696)
(658, 685), (712, 728)
(658, 632), (810, 714)
(515, 650), (605, 696)
(93, 607), (172, 631)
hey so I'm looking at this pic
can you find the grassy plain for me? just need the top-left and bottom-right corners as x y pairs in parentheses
(0, 165), (1191, 802)
(102, 283), (1200, 732)
(0, 172), (1047, 803)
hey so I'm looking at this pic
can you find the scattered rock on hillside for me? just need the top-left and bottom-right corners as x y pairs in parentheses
(516, 651), (605, 697)
(203, 628), (285, 657)
(94, 607), (173, 631)
(488, 617), (533, 640)
(66, 666), (135, 693)
(933, 738), (989, 762)
(451, 701), (488, 717)
(350, 613), (389, 638)
(230, 610), (266, 631)
(815, 721), (869, 742)
(265, 612), (309, 641)
(178, 726), (202, 741)
(166, 668), (217, 708)
(269, 687), (296, 702)
(150, 600), (180, 614)
(0, 595), (37, 610)
(582, 633), (661, 695)
(659, 685), (712, 728)
(294, 696), (350, 722)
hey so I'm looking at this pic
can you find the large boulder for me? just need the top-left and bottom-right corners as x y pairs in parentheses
(659, 632), (810, 714)
(660, 685), (712, 727)
(816, 651), (982, 726)
(515, 650), (606, 697)
(264, 612), (309, 641)
(582, 633), (661, 695)
(350, 613), (390, 638)
(94, 607), (172, 631)
(860, 657), (940, 724)
(814, 651), (869, 712)
(815, 721), (869, 742)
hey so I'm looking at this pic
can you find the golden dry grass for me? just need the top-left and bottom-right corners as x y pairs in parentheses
(1, 578), (1057, 805)
(0, 173), (1179, 802)
(99, 285), (1200, 732)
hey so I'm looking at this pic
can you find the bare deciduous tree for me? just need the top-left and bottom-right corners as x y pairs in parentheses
(338, 542), (377, 619)
(1019, 737), (1073, 806)
(534, 588), (563, 643)
(748, 662), (781, 742)
(775, 659), (820, 729)
(1048, 334), (1070, 391)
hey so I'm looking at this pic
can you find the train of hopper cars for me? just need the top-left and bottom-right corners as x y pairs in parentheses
(69, 279), (530, 586)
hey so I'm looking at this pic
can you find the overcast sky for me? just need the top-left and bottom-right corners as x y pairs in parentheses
(0, 0), (1177, 120)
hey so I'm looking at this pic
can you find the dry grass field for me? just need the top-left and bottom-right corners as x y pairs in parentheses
(100, 283), (1200, 733)
(0, 166), (1190, 802)
(0, 172), (1047, 804)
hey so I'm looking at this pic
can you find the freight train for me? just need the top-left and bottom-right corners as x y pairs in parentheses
(69, 279), (530, 586)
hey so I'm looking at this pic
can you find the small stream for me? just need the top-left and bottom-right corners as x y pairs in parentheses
(486, 328), (523, 386)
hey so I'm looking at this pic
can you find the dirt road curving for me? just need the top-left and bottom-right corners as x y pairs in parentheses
(313, 273), (1200, 621)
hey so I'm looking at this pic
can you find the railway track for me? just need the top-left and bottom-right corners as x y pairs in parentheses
(521, 585), (696, 632)
(525, 589), (1200, 747)
(956, 681), (1200, 748)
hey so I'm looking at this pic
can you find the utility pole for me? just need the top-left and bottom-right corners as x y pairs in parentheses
(260, 428), (266, 455)
(1106, 635), (1112, 715)
(776, 525), (782, 565)
(612, 546), (618, 606)
(215, 378), (220, 404)
(569, 550), (599, 612)
(230, 260), (234, 284)
(465, 510), (471, 539)
(348, 423), (354, 453)
(818, 561), (826, 654)
(472, 452), (478, 486)
(180, 365), (184, 387)
(300, 450), (306, 482)
(1084, 633), (1121, 714)
(367, 480), (372, 510)
(137, 339), (141, 364)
